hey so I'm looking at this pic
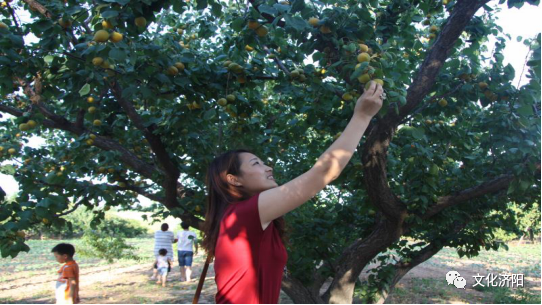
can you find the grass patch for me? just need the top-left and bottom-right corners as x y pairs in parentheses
(484, 287), (541, 304)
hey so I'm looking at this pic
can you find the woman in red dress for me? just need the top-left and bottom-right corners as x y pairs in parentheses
(202, 81), (384, 304)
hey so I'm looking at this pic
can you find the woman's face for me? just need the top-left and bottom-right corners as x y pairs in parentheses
(227, 152), (277, 196)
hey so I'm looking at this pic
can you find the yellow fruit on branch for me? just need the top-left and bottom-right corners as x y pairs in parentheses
(308, 17), (319, 26)
(8, 148), (16, 155)
(88, 106), (97, 114)
(134, 16), (147, 28)
(374, 79), (384, 86)
(478, 82), (488, 90)
(319, 25), (331, 34)
(438, 98), (448, 107)
(342, 93), (353, 101)
(87, 97), (94, 103)
(93, 30), (110, 42)
(359, 44), (369, 52)
(255, 25), (268, 37)
(177, 28), (184, 35)
(226, 94), (236, 102)
(174, 62), (185, 70)
(167, 66), (179, 76)
(110, 31), (123, 43)
(430, 25), (438, 33)
(459, 73), (470, 81)
(357, 52), (371, 63)
(58, 18), (72, 29)
(247, 20), (260, 30)
(27, 120), (37, 129)
(102, 20), (113, 29)
(245, 45), (254, 52)
(218, 98), (228, 106)
(92, 57), (104, 66)
(358, 73), (371, 84)
(93, 119), (102, 126)
(19, 123), (29, 131)
(86, 139), (94, 145)
(100, 61), (111, 69)
(364, 79), (384, 89)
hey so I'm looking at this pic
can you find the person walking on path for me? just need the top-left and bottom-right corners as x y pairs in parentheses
(154, 248), (173, 287)
(177, 222), (198, 282)
(151, 223), (177, 280)
(202, 81), (384, 303)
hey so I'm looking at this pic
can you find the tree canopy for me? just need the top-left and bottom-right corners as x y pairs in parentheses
(0, 0), (540, 303)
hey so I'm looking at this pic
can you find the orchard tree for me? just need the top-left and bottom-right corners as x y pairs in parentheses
(0, 0), (540, 303)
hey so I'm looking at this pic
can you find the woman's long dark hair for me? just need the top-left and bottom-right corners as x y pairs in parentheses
(202, 149), (287, 257)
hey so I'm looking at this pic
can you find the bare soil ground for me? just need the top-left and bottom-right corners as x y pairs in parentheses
(1, 242), (539, 304)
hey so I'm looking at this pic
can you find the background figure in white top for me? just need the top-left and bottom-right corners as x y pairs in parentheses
(177, 222), (198, 282)
(151, 223), (177, 280)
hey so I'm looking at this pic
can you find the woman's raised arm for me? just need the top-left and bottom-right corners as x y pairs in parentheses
(259, 82), (384, 227)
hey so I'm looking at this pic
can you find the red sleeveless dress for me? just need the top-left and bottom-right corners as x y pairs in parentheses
(214, 192), (288, 304)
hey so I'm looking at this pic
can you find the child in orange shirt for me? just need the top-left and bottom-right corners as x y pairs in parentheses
(52, 243), (80, 304)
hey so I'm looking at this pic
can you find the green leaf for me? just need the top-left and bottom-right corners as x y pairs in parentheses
(517, 104), (534, 116)
(203, 109), (216, 120)
(103, 0), (130, 5)
(122, 85), (137, 100)
(109, 48), (126, 62)
(79, 83), (91, 96)
(196, 0), (208, 10)
(410, 127), (425, 140)
(429, 164), (439, 176)
(284, 15), (307, 31)
(259, 4), (278, 16)
(231, 18), (244, 32)
(101, 10), (119, 19)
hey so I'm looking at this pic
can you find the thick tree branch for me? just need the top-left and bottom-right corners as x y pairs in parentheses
(421, 174), (514, 220)
(324, 217), (403, 303)
(360, 0), (490, 223)
(374, 221), (470, 304)
(282, 273), (325, 304)
(390, 0), (490, 125)
(110, 81), (181, 211)
(22, 0), (53, 19)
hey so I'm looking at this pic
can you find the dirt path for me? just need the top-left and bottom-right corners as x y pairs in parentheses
(1, 251), (539, 304)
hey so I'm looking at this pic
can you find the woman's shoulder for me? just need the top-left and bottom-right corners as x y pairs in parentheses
(232, 192), (260, 208)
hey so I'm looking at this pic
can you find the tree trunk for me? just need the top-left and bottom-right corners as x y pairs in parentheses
(324, 217), (404, 303)
(282, 274), (325, 303)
